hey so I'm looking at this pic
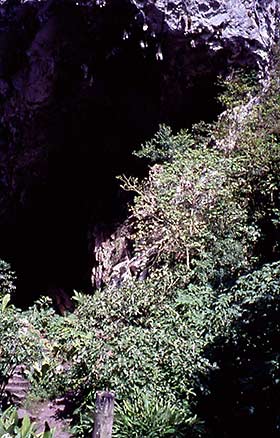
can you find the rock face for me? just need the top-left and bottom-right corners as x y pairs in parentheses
(137, 0), (279, 69)
(0, 0), (278, 297)
(91, 221), (151, 289)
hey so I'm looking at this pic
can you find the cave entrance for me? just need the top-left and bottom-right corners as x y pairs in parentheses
(0, 0), (223, 307)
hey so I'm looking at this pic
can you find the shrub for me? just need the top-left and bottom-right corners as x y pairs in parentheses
(0, 260), (16, 299)
(121, 59), (280, 285)
(113, 391), (199, 438)
(0, 262), (45, 406)
(122, 131), (279, 287)
(217, 68), (259, 110)
(28, 260), (280, 437)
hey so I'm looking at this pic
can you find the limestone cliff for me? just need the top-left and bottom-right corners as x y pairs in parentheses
(135, 0), (278, 68)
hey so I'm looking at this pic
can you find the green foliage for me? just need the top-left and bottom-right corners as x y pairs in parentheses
(217, 68), (259, 109)
(134, 124), (195, 163)
(122, 138), (278, 287)
(121, 64), (280, 284)
(113, 391), (198, 438)
(0, 260), (16, 300)
(0, 262), (45, 405)
(27, 260), (279, 437)
(22, 299), (69, 400)
(0, 406), (54, 438)
(198, 261), (280, 435)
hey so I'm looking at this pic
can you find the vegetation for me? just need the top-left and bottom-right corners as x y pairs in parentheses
(0, 53), (279, 437)
(0, 406), (54, 437)
(0, 268), (45, 404)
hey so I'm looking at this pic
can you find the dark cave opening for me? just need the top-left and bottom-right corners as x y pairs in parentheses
(0, 0), (224, 306)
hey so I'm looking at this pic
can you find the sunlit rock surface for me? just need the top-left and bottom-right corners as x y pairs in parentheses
(137, 0), (278, 68)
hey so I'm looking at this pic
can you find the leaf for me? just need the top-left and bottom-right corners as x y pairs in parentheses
(37, 430), (54, 438)
(1, 294), (11, 312)
(21, 416), (31, 437)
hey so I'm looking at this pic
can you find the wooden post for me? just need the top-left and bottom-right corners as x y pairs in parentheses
(92, 391), (115, 438)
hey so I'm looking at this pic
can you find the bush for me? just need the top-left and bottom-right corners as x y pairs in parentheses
(28, 260), (279, 437)
(122, 132), (279, 288)
(196, 261), (280, 437)
(113, 391), (199, 438)
(0, 260), (16, 299)
(0, 261), (45, 406)
(217, 68), (259, 110)
(121, 58), (280, 286)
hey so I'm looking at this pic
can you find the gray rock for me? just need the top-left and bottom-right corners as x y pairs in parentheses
(134, 0), (279, 71)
